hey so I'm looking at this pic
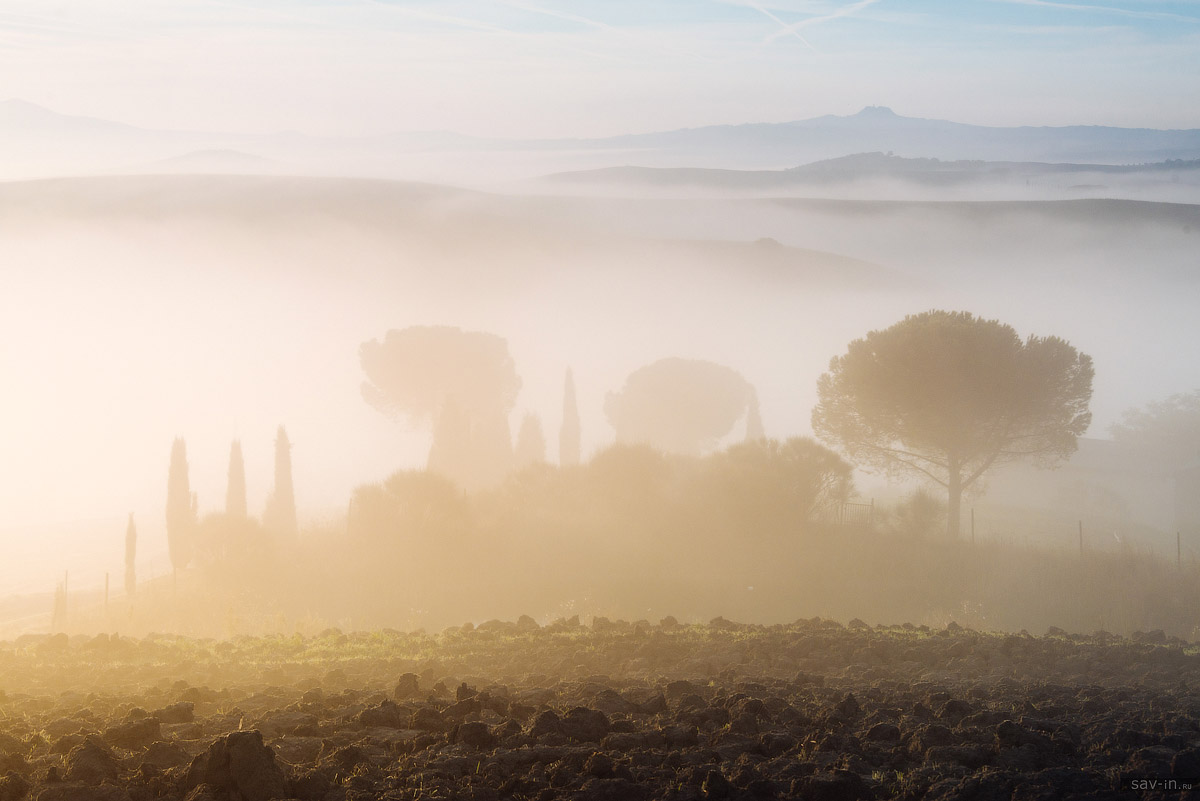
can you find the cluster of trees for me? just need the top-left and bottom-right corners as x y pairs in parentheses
(333, 433), (857, 628)
(161, 426), (297, 581)
(1110, 389), (1200, 470)
(140, 310), (1099, 603)
(359, 313), (1096, 542)
(345, 436), (856, 590)
(114, 309), (1200, 635)
(127, 309), (1200, 634)
(359, 326), (768, 493)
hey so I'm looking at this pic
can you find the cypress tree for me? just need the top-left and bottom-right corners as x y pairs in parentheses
(559, 368), (581, 467)
(264, 426), (298, 539)
(226, 440), (247, 518)
(165, 438), (194, 571)
(124, 513), (137, 596)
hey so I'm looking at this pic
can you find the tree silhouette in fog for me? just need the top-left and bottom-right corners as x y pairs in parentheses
(560, 368), (581, 467)
(1111, 390), (1200, 468)
(195, 513), (271, 580)
(605, 358), (752, 455)
(225, 440), (247, 518)
(263, 426), (297, 540)
(360, 326), (521, 490)
(348, 469), (471, 544)
(124, 513), (137, 596)
(690, 438), (854, 541)
(427, 398), (471, 489)
(340, 436), (862, 624)
(514, 413), (547, 469)
(166, 437), (196, 571)
(587, 443), (675, 514)
(813, 311), (1093, 539)
(886, 488), (947, 539)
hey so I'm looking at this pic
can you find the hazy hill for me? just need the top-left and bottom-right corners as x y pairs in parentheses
(0, 173), (900, 291)
(4, 100), (1200, 182)
(143, 149), (279, 174)
(579, 106), (1200, 166)
(542, 152), (1200, 202)
(0, 98), (142, 137)
(551, 152), (1200, 184)
(4, 173), (1193, 273)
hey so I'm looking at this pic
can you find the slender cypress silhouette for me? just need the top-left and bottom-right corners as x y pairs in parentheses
(166, 438), (194, 570)
(264, 426), (298, 539)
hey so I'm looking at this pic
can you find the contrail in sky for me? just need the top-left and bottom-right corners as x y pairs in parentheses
(494, 0), (618, 33)
(763, 0), (882, 44)
(988, 0), (1200, 24)
(741, 0), (816, 48)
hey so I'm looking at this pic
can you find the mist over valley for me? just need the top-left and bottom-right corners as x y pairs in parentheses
(3, 6), (1200, 796)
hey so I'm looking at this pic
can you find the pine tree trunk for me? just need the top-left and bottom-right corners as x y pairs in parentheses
(947, 464), (962, 540)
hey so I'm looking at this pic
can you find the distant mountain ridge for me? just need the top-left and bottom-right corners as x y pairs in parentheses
(545, 151), (1200, 189)
(3, 100), (1200, 180)
(785, 151), (1200, 175)
(561, 106), (1200, 166)
(0, 98), (141, 134)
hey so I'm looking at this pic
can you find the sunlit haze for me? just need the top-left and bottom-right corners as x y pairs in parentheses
(3, 7), (1200, 799)
(1, 1), (1199, 639)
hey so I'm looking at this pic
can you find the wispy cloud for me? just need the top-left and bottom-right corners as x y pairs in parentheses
(499, 0), (727, 64)
(736, 0), (814, 47)
(987, 0), (1200, 24)
(729, 0), (883, 48)
(0, 9), (137, 47)
(492, 1), (617, 33)
(355, 1), (522, 35)
(767, 0), (880, 43)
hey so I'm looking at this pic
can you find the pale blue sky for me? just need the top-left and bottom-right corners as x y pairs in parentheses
(1, 1), (1197, 136)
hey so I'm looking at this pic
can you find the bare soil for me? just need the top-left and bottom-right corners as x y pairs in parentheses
(0, 617), (1198, 800)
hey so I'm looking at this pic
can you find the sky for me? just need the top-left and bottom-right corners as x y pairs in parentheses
(1, 0), (1198, 605)
(1, 0), (1198, 138)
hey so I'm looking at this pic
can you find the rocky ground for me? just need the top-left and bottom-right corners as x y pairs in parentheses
(1, 617), (1199, 800)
